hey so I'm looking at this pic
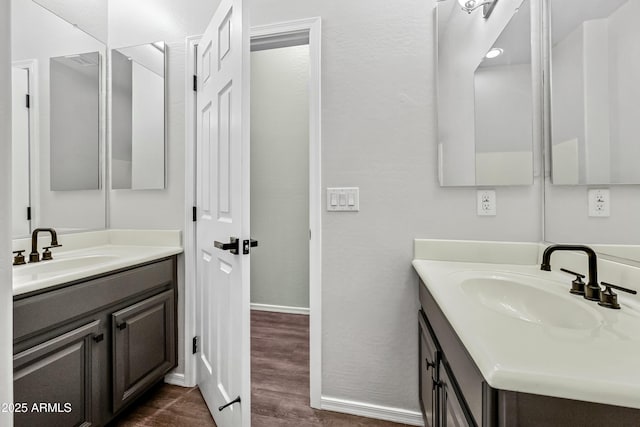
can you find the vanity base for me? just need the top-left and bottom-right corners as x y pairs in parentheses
(419, 280), (640, 427)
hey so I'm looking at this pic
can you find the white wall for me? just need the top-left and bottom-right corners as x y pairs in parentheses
(252, 0), (542, 413)
(11, 0), (106, 232)
(250, 45), (310, 309)
(0, 0), (15, 422)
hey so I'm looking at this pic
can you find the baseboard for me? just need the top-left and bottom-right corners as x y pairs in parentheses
(251, 303), (310, 315)
(321, 396), (424, 426)
(164, 372), (186, 387)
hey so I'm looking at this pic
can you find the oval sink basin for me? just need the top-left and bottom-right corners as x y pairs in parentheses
(13, 255), (120, 282)
(460, 274), (601, 330)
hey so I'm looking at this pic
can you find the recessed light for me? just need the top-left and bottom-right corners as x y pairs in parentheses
(485, 48), (504, 59)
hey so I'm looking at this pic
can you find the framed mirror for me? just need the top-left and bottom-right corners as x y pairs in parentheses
(111, 42), (167, 190)
(549, 0), (639, 185)
(437, 0), (535, 186)
(544, 0), (640, 264)
(11, 0), (106, 237)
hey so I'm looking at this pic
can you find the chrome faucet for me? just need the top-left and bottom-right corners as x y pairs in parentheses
(29, 228), (61, 263)
(540, 244), (600, 301)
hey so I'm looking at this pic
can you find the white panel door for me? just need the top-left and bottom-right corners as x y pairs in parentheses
(195, 0), (250, 425)
(11, 67), (31, 237)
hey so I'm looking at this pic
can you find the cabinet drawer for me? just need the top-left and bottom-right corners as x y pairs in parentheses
(112, 290), (176, 412)
(14, 258), (175, 342)
(14, 320), (101, 427)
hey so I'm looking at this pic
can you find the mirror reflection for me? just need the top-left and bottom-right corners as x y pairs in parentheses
(11, 0), (106, 237)
(550, 0), (639, 185)
(473, 0), (533, 185)
(111, 42), (166, 190)
(50, 52), (101, 191)
(437, 0), (534, 186)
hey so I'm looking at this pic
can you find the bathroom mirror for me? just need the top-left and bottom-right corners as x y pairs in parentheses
(111, 42), (167, 190)
(544, 0), (640, 264)
(549, 0), (639, 185)
(11, 0), (107, 237)
(437, 0), (534, 186)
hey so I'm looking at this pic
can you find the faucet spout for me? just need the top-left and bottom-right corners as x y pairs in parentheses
(541, 244), (600, 301)
(30, 228), (59, 263)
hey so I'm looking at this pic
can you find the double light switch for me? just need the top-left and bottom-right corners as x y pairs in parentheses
(327, 187), (359, 211)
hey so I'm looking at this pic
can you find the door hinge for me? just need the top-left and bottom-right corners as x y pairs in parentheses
(193, 75), (198, 92)
(192, 336), (200, 354)
(25, 94), (30, 109)
(26, 207), (31, 221)
(192, 206), (197, 222)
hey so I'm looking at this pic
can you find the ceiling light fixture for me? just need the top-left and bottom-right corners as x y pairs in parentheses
(457, 0), (498, 18)
(485, 48), (503, 59)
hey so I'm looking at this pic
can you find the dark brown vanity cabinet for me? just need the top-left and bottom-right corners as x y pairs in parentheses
(13, 320), (101, 427)
(112, 290), (176, 413)
(418, 313), (439, 427)
(418, 280), (640, 427)
(419, 309), (476, 427)
(13, 257), (178, 427)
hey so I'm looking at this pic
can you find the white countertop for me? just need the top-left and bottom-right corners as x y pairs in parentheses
(13, 230), (182, 296)
(413, 239), (640, 410)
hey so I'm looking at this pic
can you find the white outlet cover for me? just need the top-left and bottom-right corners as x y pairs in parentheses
(477, 190), (496, 216)
(588, 188), (610, 217)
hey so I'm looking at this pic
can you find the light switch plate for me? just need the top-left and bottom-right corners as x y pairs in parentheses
(588, 188), (610, 217)
(327, 187), (359, 211)
(477, 190), (496, 216)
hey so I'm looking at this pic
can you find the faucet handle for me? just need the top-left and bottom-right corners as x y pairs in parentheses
(560, 268), (586, 296)
(42, 244), (62, 261)
(598, 282), (637, 310)
(12, 250), (26, 266)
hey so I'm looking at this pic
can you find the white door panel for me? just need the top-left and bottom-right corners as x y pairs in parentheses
(195, 0), (250, 425)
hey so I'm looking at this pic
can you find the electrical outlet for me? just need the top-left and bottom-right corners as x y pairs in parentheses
(588, 189), (610, 217)
(477, 190), (496, 216)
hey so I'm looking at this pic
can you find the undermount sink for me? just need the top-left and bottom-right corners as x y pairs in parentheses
(13, 254), (120, 282)
(458, 272), (602, 330)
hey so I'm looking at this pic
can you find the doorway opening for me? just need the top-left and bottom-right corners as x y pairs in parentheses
(182, 17), (321, 422)
(249, 17), (322, 414)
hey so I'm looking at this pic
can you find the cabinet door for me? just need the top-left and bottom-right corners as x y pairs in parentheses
(112, 290), (176, 412)
(419, 311), (439, 427)
(13, 320), (101, 427)
(439, 361), (476, 427)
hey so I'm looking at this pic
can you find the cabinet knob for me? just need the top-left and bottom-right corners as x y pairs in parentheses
(93, 333), (104, 342)
(117, 322), (127, 330)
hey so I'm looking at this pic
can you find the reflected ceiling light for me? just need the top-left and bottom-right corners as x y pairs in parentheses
(485, 48), (503, 59)
(457, 0), (498, 18)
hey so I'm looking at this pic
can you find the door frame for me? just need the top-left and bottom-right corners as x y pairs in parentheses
(182, 17), (322, 408)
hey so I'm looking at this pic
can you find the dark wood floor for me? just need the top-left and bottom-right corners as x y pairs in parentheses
(112, 310), (411, 426)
